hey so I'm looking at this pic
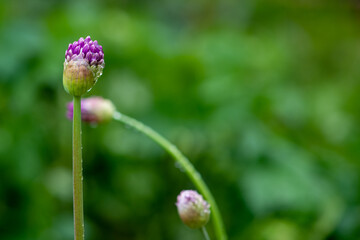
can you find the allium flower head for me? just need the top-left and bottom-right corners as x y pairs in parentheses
(63, 36), (105, 96)
(176, 190), (211, 229)
(67, 97), (115, 124)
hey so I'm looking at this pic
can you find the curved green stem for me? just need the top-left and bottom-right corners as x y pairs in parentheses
(73, 96), (84, 240)
(113, 112), (227, 240)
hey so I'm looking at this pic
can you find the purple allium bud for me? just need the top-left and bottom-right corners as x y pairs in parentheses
(63, 36), (105, 96)
(67, 97), (115, 124)
(176, 190), (211, 229)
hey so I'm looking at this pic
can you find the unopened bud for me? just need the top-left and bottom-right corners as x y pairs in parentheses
(63, 36), (105, 96)
(176, 190), (211, 229)
(67, 97), (115, 124)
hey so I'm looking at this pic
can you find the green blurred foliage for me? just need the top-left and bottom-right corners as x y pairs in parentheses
(1, 0), (360, 239)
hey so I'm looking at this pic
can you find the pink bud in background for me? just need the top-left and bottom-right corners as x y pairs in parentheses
(67, 97), (115, 124)
(176, 190), (211, 229)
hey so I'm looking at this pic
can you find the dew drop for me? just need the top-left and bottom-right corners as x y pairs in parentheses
(175, 162), (185, 172)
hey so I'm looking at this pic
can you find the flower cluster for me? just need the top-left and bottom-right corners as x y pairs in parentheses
(65, 36), (104, 67)
(176, 190), (211, 229)
(63, 36), (105, 97)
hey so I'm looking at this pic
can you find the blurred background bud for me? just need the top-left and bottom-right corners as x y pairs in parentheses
(67, 97), (115, 124)
(176, 190), (210, 229)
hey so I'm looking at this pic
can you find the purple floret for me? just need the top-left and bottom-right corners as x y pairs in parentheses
(65, 36), (104, 66)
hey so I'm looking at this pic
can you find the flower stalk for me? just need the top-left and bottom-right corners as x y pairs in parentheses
(63, 36), (105, 240)
(72, 96), (84, 240)
(113, 112), (227, 240)
(202, 227), (211, 240)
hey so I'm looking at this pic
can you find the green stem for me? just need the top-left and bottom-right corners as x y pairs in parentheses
(202, 226), (211, 240)
(73, 96), (84, 240)
(113, 112), (227, 240)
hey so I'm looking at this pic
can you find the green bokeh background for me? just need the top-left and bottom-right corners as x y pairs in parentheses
(1, 0), (360, 239)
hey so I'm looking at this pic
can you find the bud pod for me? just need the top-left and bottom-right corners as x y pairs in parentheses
(63, 36), (105, 96)
(67, 97), (115, 124)
(176, 190), (211, 229)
